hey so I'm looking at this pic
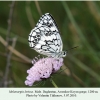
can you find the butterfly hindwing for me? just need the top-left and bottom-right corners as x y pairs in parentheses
(29, 25), (60, 52)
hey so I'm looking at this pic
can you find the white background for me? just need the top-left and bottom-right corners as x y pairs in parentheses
(0, 88), (100, 100)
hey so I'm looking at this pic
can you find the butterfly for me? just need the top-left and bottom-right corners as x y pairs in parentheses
(28, 13), (66, 58)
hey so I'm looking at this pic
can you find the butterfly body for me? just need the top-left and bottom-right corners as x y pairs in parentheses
(28, 13), (66, 58)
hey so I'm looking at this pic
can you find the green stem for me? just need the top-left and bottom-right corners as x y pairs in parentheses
(51, 79), (58, 88)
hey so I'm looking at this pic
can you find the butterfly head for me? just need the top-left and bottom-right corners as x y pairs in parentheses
(60, 51), (67, 57)
(61, 51), (67, 57)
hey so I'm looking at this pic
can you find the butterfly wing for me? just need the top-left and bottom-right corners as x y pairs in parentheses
(36, 13), (63, 51)
(28, 13), (63, 57)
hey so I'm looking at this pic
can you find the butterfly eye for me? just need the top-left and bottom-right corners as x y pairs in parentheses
(63, 51), (66, 57)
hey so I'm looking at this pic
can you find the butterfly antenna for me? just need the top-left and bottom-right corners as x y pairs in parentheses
(67, 46), (79, 52)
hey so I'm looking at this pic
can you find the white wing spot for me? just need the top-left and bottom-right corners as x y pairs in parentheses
(31, 32), (36, 36)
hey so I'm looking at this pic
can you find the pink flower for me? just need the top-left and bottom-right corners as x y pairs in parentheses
(25, 57), (63, 86)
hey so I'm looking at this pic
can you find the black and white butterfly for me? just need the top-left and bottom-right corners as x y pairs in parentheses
(28, 13), (66, 58)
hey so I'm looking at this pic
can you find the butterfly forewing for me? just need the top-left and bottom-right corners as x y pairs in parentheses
(36, 13), (63, 50)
